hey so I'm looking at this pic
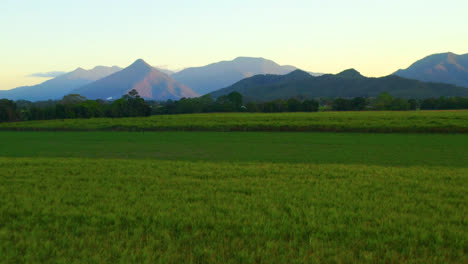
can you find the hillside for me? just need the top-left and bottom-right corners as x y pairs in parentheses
(210, 69), (468, 101)
(0, 66), (122, 101)
(171, 57), (299, 95)
(72, 59), (197, 100)
(209, 69), (313, 100)
(394, 52), (468, 88)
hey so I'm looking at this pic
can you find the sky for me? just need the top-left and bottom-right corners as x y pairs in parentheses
(0, 0), (467, 90)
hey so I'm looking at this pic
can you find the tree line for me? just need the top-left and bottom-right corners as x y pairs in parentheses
(1, 90), (468, 122)
(153, 92), (468, 114)
(0, 89), (150, 122)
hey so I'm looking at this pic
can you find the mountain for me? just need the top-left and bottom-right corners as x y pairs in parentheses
(0, 66), (122, 101)
(210, 69), (312, 100)
(171, 57), (300, 95)
(210, 69), (468, 101)
(154, 67), (174, 75)
(72, 59), (198, 100)
(394, 52), (468, 88)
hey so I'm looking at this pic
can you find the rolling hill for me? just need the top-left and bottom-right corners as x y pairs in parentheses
(72, 59), (198, 100)
(171, 57), (301, 95)
(394, 52), (468, 88)
(210, 69), (468, 101)
(0, 66), (122, 101)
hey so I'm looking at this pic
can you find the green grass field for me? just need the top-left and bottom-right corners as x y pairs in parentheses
(0, 130), (467, 263)
(1, 110), (468, 133)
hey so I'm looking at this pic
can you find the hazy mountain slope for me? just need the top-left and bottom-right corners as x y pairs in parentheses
(154, 67), (174, 75)
(171, 57), (299, 95)
(211, 69), (468, 101)
(73, 59), (197, 100)
(394, 52), (468, 88)
(0, 66), (122, 101)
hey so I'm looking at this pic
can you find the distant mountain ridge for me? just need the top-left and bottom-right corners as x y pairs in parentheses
(172, 57), (301, 95)
(394, 52), (468, 88)
(72, 59), (197, 101)
(0, 66), (122, 101)
(0, 57), (321, 101)
(211, 69), (468, 101)
(4, 53), (466, 102)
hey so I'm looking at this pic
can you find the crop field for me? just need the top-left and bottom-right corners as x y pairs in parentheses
(0, 130), (467, 263)
(1, 110), (468, 133)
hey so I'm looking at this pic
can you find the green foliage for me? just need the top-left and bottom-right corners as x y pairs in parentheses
(4, 93), (468, 124)
(420, 97), (468, 110)
(0, 99), (17, 122)
(1, 111), (468, 133)
(373, 92), (394, 110)
(332, 97), (369, 111)
(7, 90), (152, 121)
(227, 91), (243, 110)
(60, 94), (87, 105)
(110, 89), (151, 117)
(371, 92), (411, 111)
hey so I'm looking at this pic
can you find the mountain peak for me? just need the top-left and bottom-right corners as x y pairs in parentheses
(285, 69), (312, 78)
(72, 67), (86, 72)
(72, 59), (197, 101)
(394, 52), (468, 88)
(233, 56), (264, 61)
(67, 67), (88, 78)
(130, 59), (151, 68)
(172, 57), (299, 95)
(336, 69), (364, 78)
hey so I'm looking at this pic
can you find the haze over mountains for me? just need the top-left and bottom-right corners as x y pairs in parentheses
(73, 59), (197, 101)
(0, 52), (467, 102)
(0, 66), (122, 101)
(211, 69), (468, 101)
(171, 57), (301, 95)
(394, 52), (468, 88)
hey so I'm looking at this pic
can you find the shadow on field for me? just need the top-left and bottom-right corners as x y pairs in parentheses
(0, 132), (467, 167)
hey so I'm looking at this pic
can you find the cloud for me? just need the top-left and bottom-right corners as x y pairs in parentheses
(28, 71), (67, 78)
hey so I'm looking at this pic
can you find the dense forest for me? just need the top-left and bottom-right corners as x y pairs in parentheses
(1, 90), (468, 122)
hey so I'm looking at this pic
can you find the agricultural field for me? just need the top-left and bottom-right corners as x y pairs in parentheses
(0, 112), (467, 263)
(0, 110), (468, 133)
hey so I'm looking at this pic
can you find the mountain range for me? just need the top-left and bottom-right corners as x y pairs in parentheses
(171, 57), (300, 95)
(394, 52), (468, 88)
(0, 66), (122, 101)
(72, 59), (197, 100)
(211, 69), (468, 101)
(0, 53), (467, 102)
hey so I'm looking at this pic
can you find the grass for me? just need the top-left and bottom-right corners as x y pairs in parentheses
(0, 158), (466, 263)
(0, 131), (467, 263)
(1, 110), (468, 133)
(0, 131), (467, 167)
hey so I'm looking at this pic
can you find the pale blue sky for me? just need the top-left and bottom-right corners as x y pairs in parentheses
(1, 0), (467, 90)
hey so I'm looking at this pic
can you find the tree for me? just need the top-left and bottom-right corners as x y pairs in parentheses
(373, 92), (394, 110)
(301, 100), (319, 112)
(408, 99), (418, 110)
(287, 98), (301, 112)
(227, 92), (243, 110)
(0, 99), (17, 122)
(111, 90), (151, 117)
(245, 102), (259, 112)
(351, 97), (368, 111)
(332, 98), (351, 111)
(60, 94), (87, 105)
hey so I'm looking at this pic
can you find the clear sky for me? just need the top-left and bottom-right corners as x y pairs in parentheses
(1, 0), (467, 90)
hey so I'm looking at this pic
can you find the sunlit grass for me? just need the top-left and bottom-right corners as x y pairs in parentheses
(1, 110), (468, 133)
